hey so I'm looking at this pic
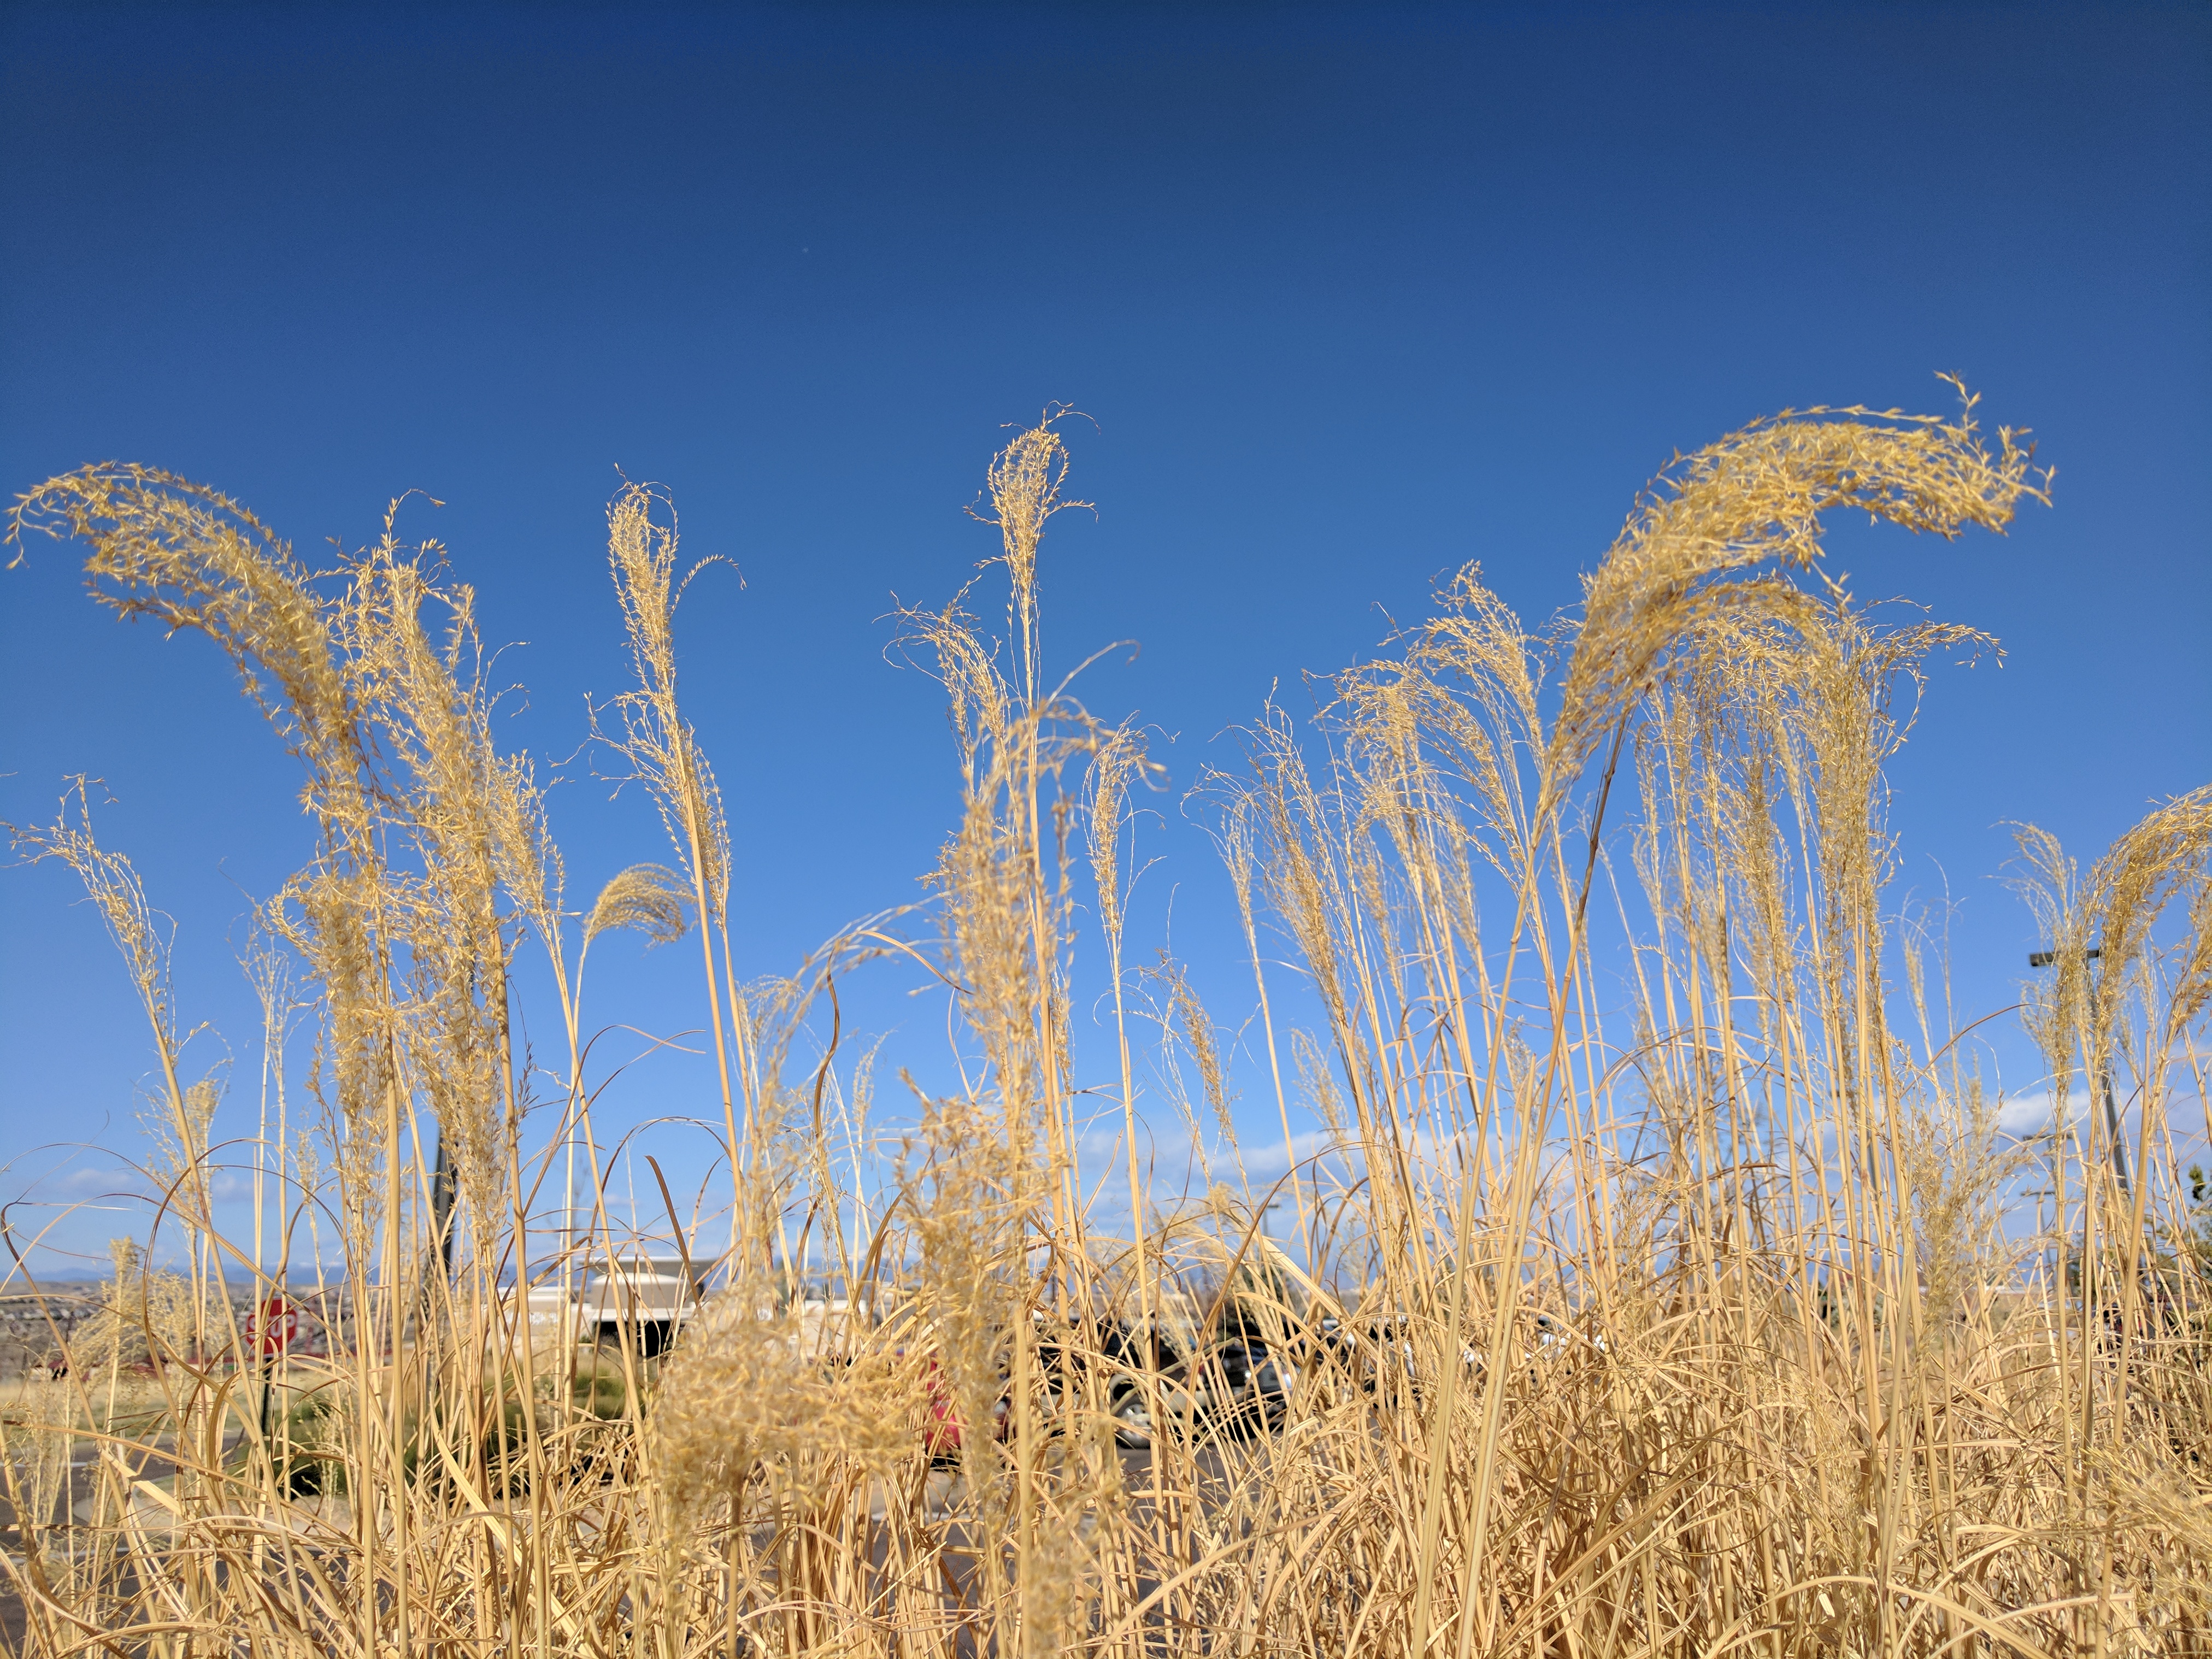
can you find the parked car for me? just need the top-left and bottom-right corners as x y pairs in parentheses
(1046, 1244), (1325, 1449)
(1078, 1291), (1286, 1448)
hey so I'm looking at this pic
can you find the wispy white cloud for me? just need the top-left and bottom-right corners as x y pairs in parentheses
(1208, 1129), (1348, 1185)
(1997, 1089), (2089, 1137)
(5, 1160), (151, 1202)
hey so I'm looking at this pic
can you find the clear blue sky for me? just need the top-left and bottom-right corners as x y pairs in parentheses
(3, 3), (2206, 1274)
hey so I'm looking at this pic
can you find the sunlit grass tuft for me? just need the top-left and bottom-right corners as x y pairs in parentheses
(3, 393), (2207, 1656)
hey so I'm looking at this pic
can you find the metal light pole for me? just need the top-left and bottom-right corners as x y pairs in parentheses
(430, 1132), (458, 1276)
(2027, 946), (2129, 1197)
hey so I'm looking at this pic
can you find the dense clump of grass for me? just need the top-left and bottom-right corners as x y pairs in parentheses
(1, 393), (2207, 1656)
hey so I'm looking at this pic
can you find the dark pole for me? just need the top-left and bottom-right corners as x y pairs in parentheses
(2028, 948), (2129, 1197)
(431, 1132), (458, 1276)
(2098, 1058), (2130, 1198)
(257, 1327), (273, 1445)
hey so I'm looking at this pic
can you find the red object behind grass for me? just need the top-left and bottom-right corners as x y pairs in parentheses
(919, 1354), (1012, 1462)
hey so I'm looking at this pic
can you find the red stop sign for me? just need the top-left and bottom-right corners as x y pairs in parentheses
(254, 1294), (300, 1358)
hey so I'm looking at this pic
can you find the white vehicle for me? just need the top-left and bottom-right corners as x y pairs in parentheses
(510, 1283), (583, 1348)
(578, 1254), (702, 1357)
